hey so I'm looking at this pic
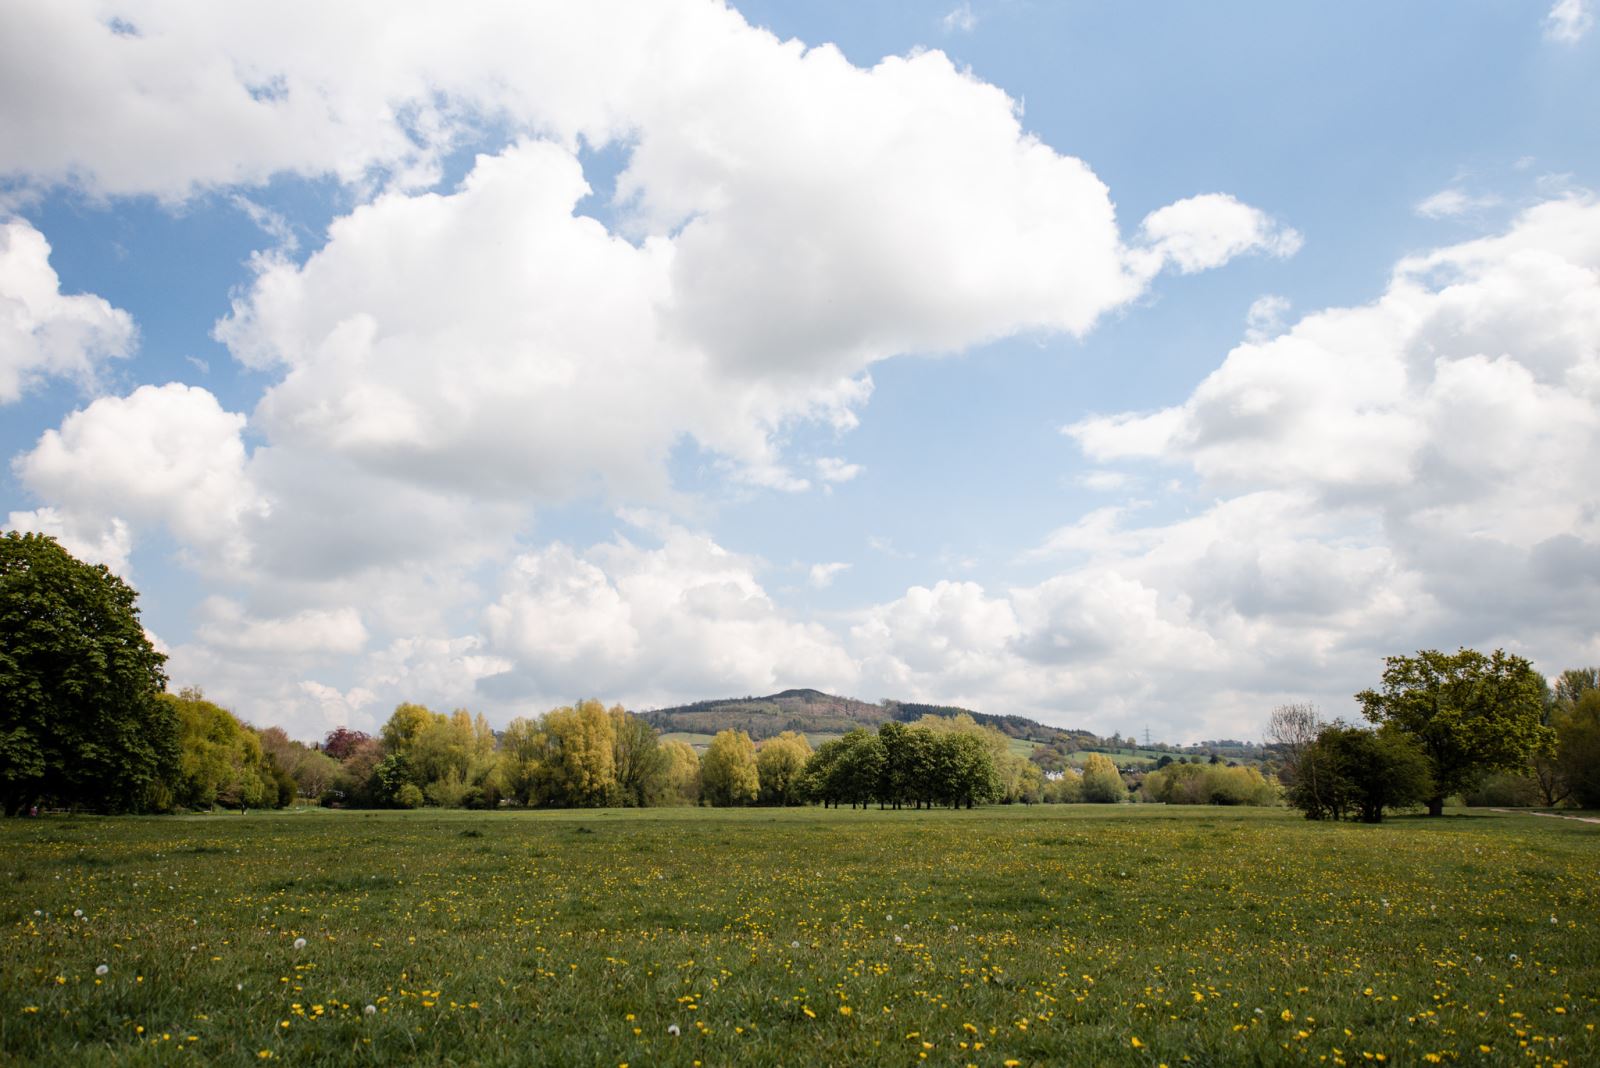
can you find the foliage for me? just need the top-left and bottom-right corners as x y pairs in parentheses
(159, 689), (281, 811)
(321, 727), (371, 761)
(259, 727), (341, 800)
(0, 532), (175, 815)
(611, 705), (669, 807)
(657, 739), (702, 805)
(756, 731), (812, 806)
(1554, 687), (1600, 808)
(1358, 648), (1553, 816)
(700, 729), (760, 806)
(802, 723), (1001, 809)
(1286, 724), (1433, 822)
(1141, 761), (1279, 806)
(1079, 753), (1126, 803)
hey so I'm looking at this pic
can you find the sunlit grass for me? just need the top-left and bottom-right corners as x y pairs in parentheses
(2, 806), (1594, 1065)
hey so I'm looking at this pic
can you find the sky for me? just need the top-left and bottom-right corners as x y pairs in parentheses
(2, 1), (1598, 744)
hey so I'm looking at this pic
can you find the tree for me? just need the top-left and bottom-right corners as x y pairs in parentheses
(1080, 753), (1125, 803)
(322, 727), (371, 761)
(931, 731), (1000, 808)
(1358, 648), (1554, 817)
(757, 730), (812, 806)
(834, 728), (887, 808)
(1, 532), (176, 815)
(1286, 724), (1432, 823)
(658, 740), (701, 805)
(1554, 688), (1600, 809)
(529, 700), (618, 807)
(610, 705), (668, 807)
(701, 729), (759, 806)
(1266, 702), (1321, 787)
(160, 688), (280, 811)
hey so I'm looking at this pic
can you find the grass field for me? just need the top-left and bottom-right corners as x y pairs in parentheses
(2, 806), (1594, 1066)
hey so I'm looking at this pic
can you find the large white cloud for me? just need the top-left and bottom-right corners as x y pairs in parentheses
(11, 382), (262, 568)
(481, 515), (858, 708)
(0, 219), (134, 403)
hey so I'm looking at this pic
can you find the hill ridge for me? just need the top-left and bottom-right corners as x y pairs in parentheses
(638, 688), (1091, 746)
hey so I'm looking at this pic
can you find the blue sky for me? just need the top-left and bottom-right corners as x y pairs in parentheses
(3, 0), (1598, 742)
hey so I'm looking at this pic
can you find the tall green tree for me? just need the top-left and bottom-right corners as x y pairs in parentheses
(1358, 648), (1554, 817)
(610, 705), (668, 807)
(1, 532), (175, 815)
(1554, 687), (1600, 808)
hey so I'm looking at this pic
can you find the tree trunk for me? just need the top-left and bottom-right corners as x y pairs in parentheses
(1427, 795), (1444, 817)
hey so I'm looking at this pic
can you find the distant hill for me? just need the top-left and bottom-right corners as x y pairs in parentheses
(638, 688), (1095, 747)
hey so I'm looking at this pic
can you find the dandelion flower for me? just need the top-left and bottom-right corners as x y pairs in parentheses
(1131, 1036), (1145, 1048)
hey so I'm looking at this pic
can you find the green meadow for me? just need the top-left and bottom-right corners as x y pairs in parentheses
(2, 806), (1594, 1067)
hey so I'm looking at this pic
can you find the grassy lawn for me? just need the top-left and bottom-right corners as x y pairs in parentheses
(1, 806), (1594, 1066)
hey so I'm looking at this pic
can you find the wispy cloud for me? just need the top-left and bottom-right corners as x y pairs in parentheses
(1545, 0), (1594, 42)
(941, 3), (978, 34)
(1414, 187), (1501, 219)
(1244, 294), (1291, 342)
(808, 561), (851, 588)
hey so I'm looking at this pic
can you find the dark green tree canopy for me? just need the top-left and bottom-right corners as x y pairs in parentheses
(1357, 648), (1553, 817)
(1, 532), (175, 815)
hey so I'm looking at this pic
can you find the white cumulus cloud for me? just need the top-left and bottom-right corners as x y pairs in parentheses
(0, 219), (135, 403)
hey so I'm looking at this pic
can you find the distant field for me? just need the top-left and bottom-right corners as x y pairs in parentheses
(1068, 749), (1161, 768)
(657, 731), (716, 750)
(2, 807), (1594, 1066)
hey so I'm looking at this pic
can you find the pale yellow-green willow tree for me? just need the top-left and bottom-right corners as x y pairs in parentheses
(757, 730), (813, 805)
(701, 729), (760, 806)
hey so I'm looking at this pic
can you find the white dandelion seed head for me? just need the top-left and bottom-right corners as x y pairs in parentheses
(73, 909), (83, 918)
(292, 937), (307, 950)
(894, 935), (903, 944)
(364, 1005), (376, 1016)
(790, 941), (800, 949)
(667, 1023), (680, 1036)
(95, 964), (108, 976)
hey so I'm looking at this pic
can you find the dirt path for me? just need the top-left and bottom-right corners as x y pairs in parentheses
(1489, 807), (1600, 825)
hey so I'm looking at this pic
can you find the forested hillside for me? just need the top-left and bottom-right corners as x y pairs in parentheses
(639, 687), (1099, 747)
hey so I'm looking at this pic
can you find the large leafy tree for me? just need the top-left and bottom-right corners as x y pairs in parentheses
(756, 730), (812, 806)
(701, 728), (759, 806)
(1358, 648), (1553, 817)
(160, 688), (280, 811)
(1286, 723), (1433, 823)
(1, 532), (175, 815)
(1553, 684), (1600, 809)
